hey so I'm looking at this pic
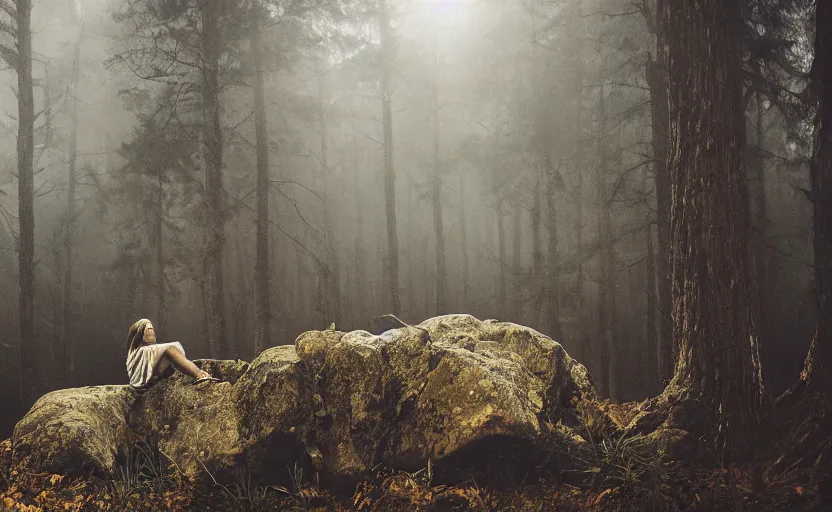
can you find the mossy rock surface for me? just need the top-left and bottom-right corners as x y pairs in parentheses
(11, 385), (136, 476)
(10, 315), (600, 486)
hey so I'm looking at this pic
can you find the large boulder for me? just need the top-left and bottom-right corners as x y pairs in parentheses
(11, 385), (136, 476)
(10, 315), (598, 486)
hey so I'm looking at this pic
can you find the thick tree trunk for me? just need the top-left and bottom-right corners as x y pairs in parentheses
(252, 17), (271, 355)
(660, 0), (764, 461)
(61, 27), (82, 386)
(379, 0), (400, 316)
(804, 0), (832, 410)
(201, 0), (228, 358)
(17, 0), (36, 399)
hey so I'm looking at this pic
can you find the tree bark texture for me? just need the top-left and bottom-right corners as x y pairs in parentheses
(200, 0), (228, 358)
(804, 0), (832, 410)
(660, 0), (764, 460)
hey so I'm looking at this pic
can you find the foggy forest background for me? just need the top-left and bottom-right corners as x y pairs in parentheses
(0, 0), (817, 438)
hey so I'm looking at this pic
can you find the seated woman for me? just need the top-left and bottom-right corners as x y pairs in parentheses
(126, 318), (218, 390)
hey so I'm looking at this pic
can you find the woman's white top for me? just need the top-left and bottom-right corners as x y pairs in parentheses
(126, 341), (185, 389)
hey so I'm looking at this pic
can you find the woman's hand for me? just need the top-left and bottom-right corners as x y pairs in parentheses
(196, 369), (212, 380)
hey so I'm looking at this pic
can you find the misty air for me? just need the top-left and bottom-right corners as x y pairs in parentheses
(0, 0), (830, 510)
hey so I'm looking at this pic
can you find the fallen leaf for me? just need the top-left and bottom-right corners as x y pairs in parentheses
(594, 488), (613, 505)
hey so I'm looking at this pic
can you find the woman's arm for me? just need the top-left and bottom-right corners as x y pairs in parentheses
(164, 346), (211, 380)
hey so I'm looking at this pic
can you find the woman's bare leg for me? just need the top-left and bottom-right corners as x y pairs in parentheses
(164, 347), (210, 379)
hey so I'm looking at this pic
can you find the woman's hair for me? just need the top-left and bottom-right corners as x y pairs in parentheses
(127, 318), (152, 352)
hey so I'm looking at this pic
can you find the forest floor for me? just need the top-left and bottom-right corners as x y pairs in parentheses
(1, 413), (828, 512)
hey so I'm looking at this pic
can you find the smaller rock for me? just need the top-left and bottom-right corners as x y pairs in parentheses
(12, 385), (136, 476)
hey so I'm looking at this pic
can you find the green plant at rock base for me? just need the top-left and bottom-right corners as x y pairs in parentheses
(110, 441), (178, 510)
(570, 403), (680, 511)
(269, 461), (323, 510)
(111, 448), (141, 508)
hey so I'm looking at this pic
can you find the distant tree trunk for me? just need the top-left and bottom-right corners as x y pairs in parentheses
(42, 64), (52, 148)
(317, 59), (341, 325)
(497, 204), (508, 315)
(459, 173), (470, 309)
(574, 168), (586, 363)
(61, 27), (82, 386)
(152, 172), (165, 335)
(252, 15), (271, 355)
(351, 108), (366, 325)
(802, 0), (832, 410)
(512, 205), (522, 319)
(295, 242), (306, 327)
(531, 165), (543, 326)
(16, 0), (36, 399)
(660, 0), (764, 461)
(201, 0), (228, 358)
(406, 175), (414, 315)
(432, 47), (448, 315)
(752, 92), (769, 350)
(645, 52), (673, 387)
(379, 0), (400, 316)
(596, 85), (613, 399)
(232, 222), (247, 357)
(545, 155), (562, 340)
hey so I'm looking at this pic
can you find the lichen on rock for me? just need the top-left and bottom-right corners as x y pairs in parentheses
(11, 385), (136, 476)
(10, 315), (602, 487)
